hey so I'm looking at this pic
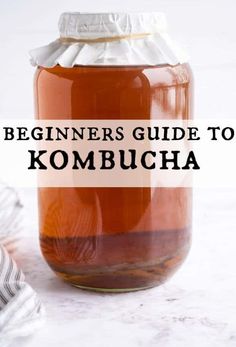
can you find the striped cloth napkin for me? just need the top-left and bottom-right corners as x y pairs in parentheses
(0, 184), (44, 347)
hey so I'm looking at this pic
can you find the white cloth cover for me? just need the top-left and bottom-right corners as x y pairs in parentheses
(30, 12), (188, 67)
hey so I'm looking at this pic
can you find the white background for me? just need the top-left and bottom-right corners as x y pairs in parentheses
(0, 1), (236, 347)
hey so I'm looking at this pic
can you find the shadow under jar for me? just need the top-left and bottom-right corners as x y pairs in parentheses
(32, 12), (193, 292)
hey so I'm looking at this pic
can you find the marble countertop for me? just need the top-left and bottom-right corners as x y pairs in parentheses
(9, 188), (236, 347)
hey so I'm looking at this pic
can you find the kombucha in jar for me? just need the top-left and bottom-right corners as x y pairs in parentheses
(31, 12), (193, 292)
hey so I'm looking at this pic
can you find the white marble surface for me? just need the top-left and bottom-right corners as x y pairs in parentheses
(8, 188), (236, 347)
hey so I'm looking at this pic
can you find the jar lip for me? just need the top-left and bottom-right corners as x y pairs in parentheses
(58, 12), (167, 39)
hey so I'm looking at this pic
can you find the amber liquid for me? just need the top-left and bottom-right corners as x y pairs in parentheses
(35, 64), (193, 291)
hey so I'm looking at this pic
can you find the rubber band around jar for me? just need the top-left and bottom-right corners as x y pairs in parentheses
(59, 33), (151, 44)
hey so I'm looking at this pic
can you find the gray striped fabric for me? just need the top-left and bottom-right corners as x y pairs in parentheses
(0, 185), (23, 251)
(0, 185), (44, 347)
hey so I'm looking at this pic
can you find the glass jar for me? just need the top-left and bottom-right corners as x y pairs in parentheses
(31, 12), (193, 292)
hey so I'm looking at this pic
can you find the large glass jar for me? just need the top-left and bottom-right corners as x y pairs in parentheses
(32, 12), (193, 292)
